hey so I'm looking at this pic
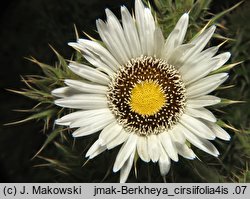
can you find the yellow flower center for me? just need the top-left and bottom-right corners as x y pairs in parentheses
(107, 56), (186, 135)
(130, 81), (165, 116)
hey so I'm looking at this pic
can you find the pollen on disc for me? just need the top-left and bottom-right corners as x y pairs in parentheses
(130, 81), (165, 116)
(107, 56), (186, 136)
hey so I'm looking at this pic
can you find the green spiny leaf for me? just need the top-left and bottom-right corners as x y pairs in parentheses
(5, 109), (56, 126)
(32, 127), (64, 159)
(210, 61), (243, 75)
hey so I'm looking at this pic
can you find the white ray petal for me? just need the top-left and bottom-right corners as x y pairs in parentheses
(55, 108), (110, 126)
(180, 114), (215, 140)
(178, 46), (219, 72)
(121, 6), (141, 57)
(180, 124), (219, 157)
(194, 46), (219, 61)
(159, 132), (178, 162)
(69, 43), (115, 76)
(106, 130), (130, 150)
(137, 136), (150, 162)
(166, 44), (194, 67)
(135, 0), (147, 54)
(82, 49), (115, 76)
(68, 62), (110, 85)
(181, 58), (221, 85)
(95, 20), (120, 62)
(51, 87), (80, 98)
(186, 73), (228, 98)
(120, 148), (136, 183)
(175, 143), (196, 159)
(164, 13), (189, 54)
(147, 134), (160, 162)
(158, 144), (171, 176)
(187, 95), (221, 108)
(99, 121), (123, 146)
(78, 39), (120, 70)
(213, 52), (231, 71)
(72, 116), (114, 137)
(64, 79), (107, 94)
(96, 19), (127, 65)
(183, 26), (216, 61)
(170, 126), (186, 144)
(54, 94), (108, 109)
(86, 139), (106, 159)
(113, 134), (137, 172)
(144, 8), (156, 56)
(135, 0), (155, 55)
(154, 27), (165, 58)
(70, 110), (114, 128)
(206, 122), (231, 141)
(174, 13), (189, 46)
(105, 9), (131, 59)
(185, 107), (217, 122)
(186, 73), (228, 92)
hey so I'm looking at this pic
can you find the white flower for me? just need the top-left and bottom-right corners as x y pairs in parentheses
(52, 0), (231, 182)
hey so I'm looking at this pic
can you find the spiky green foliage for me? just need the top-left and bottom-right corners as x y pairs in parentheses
(151, 0), (212, 39)
(9, 0), (250, 182)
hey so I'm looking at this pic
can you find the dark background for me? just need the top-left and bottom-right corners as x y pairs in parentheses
(0, 0), (245, 182)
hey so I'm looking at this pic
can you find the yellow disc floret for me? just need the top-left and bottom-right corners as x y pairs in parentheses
(130, 80), (165, 116)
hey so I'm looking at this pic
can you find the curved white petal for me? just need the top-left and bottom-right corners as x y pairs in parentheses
(206, 122), (231, 141)
(166, 44), (194, 67)
(72, 115), (115, 137)
(54, 94), (108, 109)
(180, 124), (219, 157)
(135, 0), (155, 55)
(86, 139), (106, 159)
(175, 143), (196, 160)
(159, 132), (178, 162)
(96, 19), (127, 65)
(144, 8), (156, 55)
(213, 52), (231, 71)
(154, 27), (165, 57)
(56, 108), (110, 126)
(106, 130), (130, 150)
(187, 95), (221, 108)
(186, 74), (228, 98)
(164, 13), (189, 58)
(68, 62), (110, 85)
(181, 57), (221, 85)
(82, 49), (116, 76)
(147, 134), (160, 162)
(99, 121), (123, 146)
(178, 46), (219, 72)
(64, 79), (108, 94)
(173, 13), (189, 46)
(78, 39), (120, 70)
(180, 114), (215, 140)
(194, 46), (219, 62)
(183, 26), (216, 61)
(158, 144), (171, 176)
(113, 133), (137, 172)
(136, 136), (150, 162)
(185, 107), (217, 122)
(170, 125), (186, 144)
(120, 148), (136, 183)
(121, 6), (142, 57)
(105, 9), (131, 60)
(69, 43), (115, 76)
(70, 110), (114, 128)
(51, 87), (80, 98)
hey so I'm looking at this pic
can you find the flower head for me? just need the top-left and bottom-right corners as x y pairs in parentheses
(52, 0), (231, 182)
